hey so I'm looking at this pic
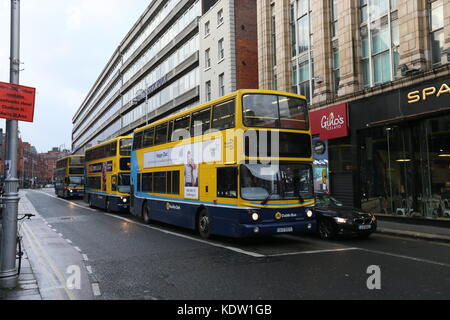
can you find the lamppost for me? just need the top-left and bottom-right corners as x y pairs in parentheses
(133, 80), (149, 126)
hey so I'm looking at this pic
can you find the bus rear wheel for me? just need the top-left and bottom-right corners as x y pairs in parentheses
(197, 209), (210, 239)
(142, 202), (151, 224)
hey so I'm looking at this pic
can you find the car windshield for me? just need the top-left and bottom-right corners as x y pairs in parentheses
(316, 195), (343, 207)
(118, 174), (130, 194)
(68, 177), (84, 187)
(240, 164), (313, 201)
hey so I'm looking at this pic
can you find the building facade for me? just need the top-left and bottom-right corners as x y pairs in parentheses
(258, 0), (450, 221)
(72, 0), (258, 155)
(199, 0), (259, 103)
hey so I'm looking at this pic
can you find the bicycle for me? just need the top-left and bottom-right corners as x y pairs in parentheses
(16, 213), (35, 276)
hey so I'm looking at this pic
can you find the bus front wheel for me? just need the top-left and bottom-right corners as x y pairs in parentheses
(197, 208), (210, 239)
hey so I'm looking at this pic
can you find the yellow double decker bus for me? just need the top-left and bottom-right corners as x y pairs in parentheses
(55, 155), (85, 199)
(130, 89), (316, 238)
(84, 136), (132, 212)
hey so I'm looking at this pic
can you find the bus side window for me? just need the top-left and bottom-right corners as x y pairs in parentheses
(133, 131), (143, 150)
(155, 123), (168, 146)
(191, 108), (211, 137)
(143, 128), (154, 148)
(212, 100), (235, 131)
(217, 167), (237, 198)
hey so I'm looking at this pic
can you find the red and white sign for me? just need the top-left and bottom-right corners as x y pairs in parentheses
(0, 82), (36, 122)
(310, 103), (349, 140)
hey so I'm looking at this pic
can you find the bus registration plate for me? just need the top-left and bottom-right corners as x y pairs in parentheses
(277, 227), (294, 233)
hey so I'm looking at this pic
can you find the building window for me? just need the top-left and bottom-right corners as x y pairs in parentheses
(332, 46), (340, 92)
(205, 81), (211, 101)
(205, 21), (210, 37)
(271, 5), (277, 66)
(219, 73), (225, 96)
(291, 0), (313, 103)
(217, 9), (224, 26)
(205, 48), (211, 69)
(290, 4), (297, 57)
(331, 0), (338, 38)
(360, 0), (399, 88)
(218, 38), (224, 61)
(430, 0), (444, 66)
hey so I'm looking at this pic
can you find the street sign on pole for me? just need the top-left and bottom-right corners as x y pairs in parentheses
(0, 82), (35, 122)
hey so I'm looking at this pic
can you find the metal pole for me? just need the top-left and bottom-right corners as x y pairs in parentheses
(0, 0), (21, 289)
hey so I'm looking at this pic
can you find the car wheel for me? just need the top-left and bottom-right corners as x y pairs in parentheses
(197, 208), (210, 239)
(142, 202), (151, 224)
(318, 219), (336, 240)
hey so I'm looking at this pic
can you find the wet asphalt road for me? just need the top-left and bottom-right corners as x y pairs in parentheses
(25, 189), (450, 300)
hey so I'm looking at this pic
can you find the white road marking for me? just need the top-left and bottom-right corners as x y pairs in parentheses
(356, 247), (450, 268)
(66, 239), (73, 244)
(74, 246), (82, 252)
(52, 229), (57, 232)
(34, 191), (97, 212)
(86, 266), (93, 274)
(82, 254), (89, 261)
(58, 233), (63, 237)
(267, 247), (359, 257)
(92, 283), (101, 297)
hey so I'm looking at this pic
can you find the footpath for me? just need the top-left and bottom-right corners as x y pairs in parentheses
(376, 219), (450, 243)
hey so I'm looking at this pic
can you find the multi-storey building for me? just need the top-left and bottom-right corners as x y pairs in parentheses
(258, 0), (450, 221)
(199, 0), (258, 103)
(72, 0), (258, 155)
(72, 0), (203, 155)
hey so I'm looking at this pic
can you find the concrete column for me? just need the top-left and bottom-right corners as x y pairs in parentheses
(273, 0), (292, 92)
(397, 0), (429, 71)
(335, 0), (360, 96)
(443, 0), (450, 64)
(257, 0), (273, 89)
(311, 0), (333, 104)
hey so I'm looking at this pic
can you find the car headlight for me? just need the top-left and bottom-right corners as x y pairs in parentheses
(334, 217), (348, 224)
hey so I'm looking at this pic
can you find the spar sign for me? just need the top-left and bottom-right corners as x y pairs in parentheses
(0, 82), (36, 122)
(310, 103), (349, 140)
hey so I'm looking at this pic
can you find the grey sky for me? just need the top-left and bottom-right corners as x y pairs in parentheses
(0, 0), (151, 153)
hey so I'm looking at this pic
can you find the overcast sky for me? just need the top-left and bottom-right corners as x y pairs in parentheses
(0, 0), (150, 153)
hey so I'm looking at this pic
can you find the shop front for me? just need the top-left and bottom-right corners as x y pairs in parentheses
(350, 76), (450, 220)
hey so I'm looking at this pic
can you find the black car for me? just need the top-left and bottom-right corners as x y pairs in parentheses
(315, 194), (377, 240)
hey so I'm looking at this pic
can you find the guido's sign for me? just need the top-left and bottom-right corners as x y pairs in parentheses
(310, 104), (349, 140)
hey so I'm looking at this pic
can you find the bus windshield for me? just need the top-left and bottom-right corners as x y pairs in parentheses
(68, 176), (84, 187)
(242, 94), (309, 130)
(120, 139), (132, 156)
(240, 164), (313, 201)
(70, 157), (84, 166)
(118, 174), (130, 193)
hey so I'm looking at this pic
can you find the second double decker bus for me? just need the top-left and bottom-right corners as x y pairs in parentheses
(84, 136), (132, 212)
(55, 155), (85, 199)
(130, 89), (316, 238)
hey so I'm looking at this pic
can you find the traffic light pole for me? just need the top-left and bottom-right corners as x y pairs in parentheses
(0, 0), (21, 289)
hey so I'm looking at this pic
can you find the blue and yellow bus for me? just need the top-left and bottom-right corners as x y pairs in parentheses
(130, 89), (316, 238)
(55, 155), (85, 199)
(84, 137), (132, 212)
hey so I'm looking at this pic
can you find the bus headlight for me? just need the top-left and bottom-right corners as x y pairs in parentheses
(306, 210), (313, 218)
(252, 213), (260, 221)
(122, 198), (128, 203)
